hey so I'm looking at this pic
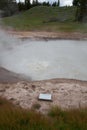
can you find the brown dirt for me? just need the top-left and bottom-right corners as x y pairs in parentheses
(0, 79), (87, 114)
(7, 30), (87, 40)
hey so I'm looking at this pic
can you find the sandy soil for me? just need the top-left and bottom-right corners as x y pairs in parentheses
(0, 79), (87, 114)
(0, 30), (87, 113)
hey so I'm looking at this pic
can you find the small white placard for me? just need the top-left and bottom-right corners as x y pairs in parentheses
(39, 93), (52, 101)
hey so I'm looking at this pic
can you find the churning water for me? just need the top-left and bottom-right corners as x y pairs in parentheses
(0, 30), (87, 81)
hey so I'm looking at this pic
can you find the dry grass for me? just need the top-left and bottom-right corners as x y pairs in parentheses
(0, 97), (54, 130)
(0, 97), (87, 130)
(48, 106), (87, 129)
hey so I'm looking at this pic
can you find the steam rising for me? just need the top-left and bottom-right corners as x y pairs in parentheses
(0, 29), (87, 81)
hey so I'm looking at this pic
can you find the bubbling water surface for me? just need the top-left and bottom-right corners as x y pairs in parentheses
(0, 30), (87, 81)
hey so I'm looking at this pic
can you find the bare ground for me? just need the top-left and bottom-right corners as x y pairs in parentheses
(0, 79), (87, 114)
(7, 30), (87, 40)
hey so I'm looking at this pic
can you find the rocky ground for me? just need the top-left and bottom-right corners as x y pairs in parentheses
(0, 79), (87, 114)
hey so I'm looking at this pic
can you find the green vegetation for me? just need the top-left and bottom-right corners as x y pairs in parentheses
(32, 103), (41, 110)
(73, 0), (87, 22)
(2, 6), (87, 32)
(0, 97), (87, 130)
(0, 0), (18, 16)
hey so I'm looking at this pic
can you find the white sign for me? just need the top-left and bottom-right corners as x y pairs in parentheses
(39, 93), (52, 101)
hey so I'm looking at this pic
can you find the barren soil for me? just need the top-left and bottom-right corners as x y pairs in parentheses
(0, 79), (87, 114)
(8, 30), (87, 40)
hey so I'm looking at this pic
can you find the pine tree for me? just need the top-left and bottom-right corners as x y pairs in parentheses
(25, 0), (31, 9)
(73, 0), (87, 22)
(57, 0), (60, 6)
(73, 0), (79, 6)
(0, 0), (18, 16)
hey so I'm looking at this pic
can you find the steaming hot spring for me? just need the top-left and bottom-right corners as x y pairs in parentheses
(0, 31), (87, 81)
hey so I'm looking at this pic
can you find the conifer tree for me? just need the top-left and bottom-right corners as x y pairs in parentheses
(57, 0), (60, 6)
(73, 0), (87, 22)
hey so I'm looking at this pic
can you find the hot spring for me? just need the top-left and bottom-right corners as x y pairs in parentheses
(0, 31), (87, 81)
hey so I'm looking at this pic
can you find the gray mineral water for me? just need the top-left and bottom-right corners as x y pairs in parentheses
(0, 30), (87, 81)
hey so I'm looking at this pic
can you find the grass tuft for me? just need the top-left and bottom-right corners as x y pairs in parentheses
(32, 103), (41, 110)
